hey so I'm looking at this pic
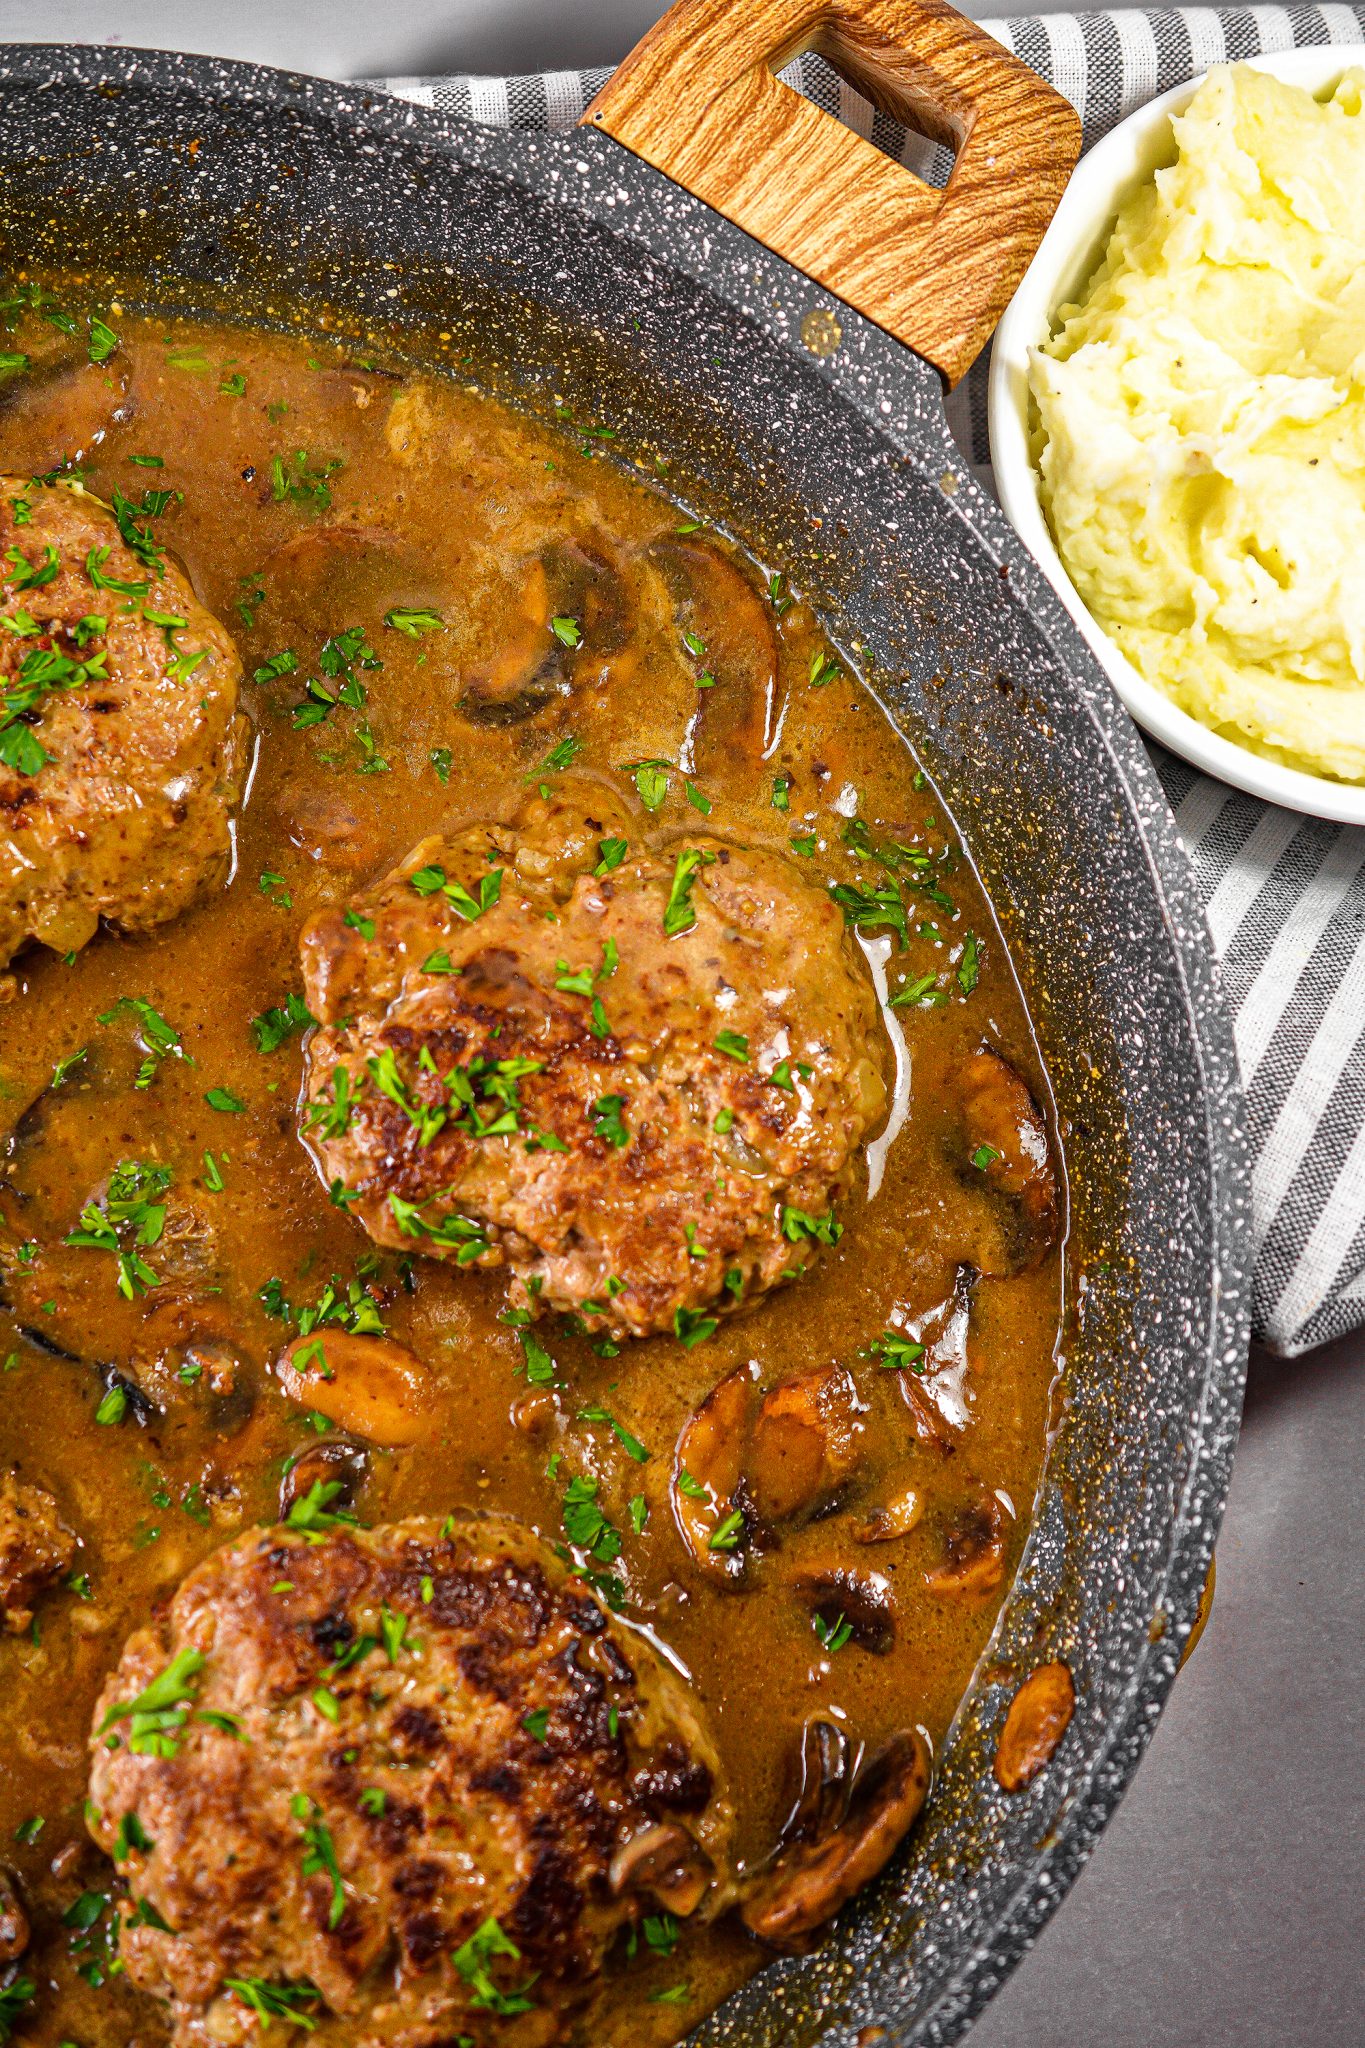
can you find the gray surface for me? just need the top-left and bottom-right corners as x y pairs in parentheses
(972, 1336), (1365, 2048)
(1, 0), (1083, 76)
(3, 6), (1362, 2048)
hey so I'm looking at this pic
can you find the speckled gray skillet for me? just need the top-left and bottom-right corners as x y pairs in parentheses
(0, 42), (1252, 2048)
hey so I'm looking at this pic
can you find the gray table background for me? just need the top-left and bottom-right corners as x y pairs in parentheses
(6, 5), (1363, 2043)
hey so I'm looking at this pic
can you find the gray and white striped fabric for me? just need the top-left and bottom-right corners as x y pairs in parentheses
(374, 7), (1365, 1355)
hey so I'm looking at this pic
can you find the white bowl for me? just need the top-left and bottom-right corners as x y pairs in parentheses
(988, 45), (1365, 827)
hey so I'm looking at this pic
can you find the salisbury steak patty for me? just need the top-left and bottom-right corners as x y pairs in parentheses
(87, 1513), (734, 2047)
(299, 778), (887, 1339)
(0, 477), (244, 966)
(0, 1470), (76, 1634)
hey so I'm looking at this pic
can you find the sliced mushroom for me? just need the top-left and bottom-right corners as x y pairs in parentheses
(1180, 1553), (1216, 1670)
(926, 1486), (1009, 1598)
(608, 1820), (715, 1918)
(741, 1724), (932, 1947)
(853, 1483), (923, 1545)
(777, 1717), (854, 1846)
(278, 780), (387, 874)
(957, 1047), (1059, 1272)
(258, 524), (433, 638)
(461, 536), (631, 727)
(993, 1661), (1075, 1792)
(796, 1566), (897, 1655)
(276, 1331), (433, 1447)
(746, 1366), (862, 1525)
(278, 1436), (370, 1520)
(0, 349), (132, 469)
(671, 1368), (749, 1581)
(0, 1864), (29, 1965)
(128, 1296), (254, 1425)
(646, 534), (781, 777)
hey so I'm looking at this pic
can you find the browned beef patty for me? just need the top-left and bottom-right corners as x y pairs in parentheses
(87, 1512), (733, 2047)
(0, 477), (244, 966)
(298, 777), (887, 1340)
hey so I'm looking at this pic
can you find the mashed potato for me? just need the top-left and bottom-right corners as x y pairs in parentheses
(1032, 63), (1365, 783)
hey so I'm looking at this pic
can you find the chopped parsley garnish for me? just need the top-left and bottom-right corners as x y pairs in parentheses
(0, 1978), (36, 2040)
(621, 756), (671, 811)
(4, 540), (58, 590)
(957, 931), (981, 994)
(430, 745), (452, 783)
(522, 1707), (551, 1743)
(294, 1797), (346, 1929)
(595, 835), (628, 874)
(662, 846), (708, 937)
(284, 1480), (358, 1542)
(452, 1917), (536, 2018)
(94, 1384), (128, 1426)
(383, 606), (444, 636)
(111, 486), (166, 574)
(305, 1064), (356, 1141)
(830, 879), (908, 948)
(673, 1307), (717, 1349)
(251, 991), (317, 1052)
(66, 1159), (172, 1299)
(291, 625), (381, 728)
(767, 1059), (794, 1092)
(709, 1509), (745, 1552)
(808, 649), (842, 688)
(253, 648), (298, 685)
(201, 1150), (225, 1193)
(891, 972), (942, 1009)
(271, 448), (342, 513)
(561, 1473), (622, 1565)
(771, 773), (792, 811)
(409, 861), (502, 921)
(578, 1405), (649, 1462)
(813, 1611), (854, 1654)
(780, 1204), (842, 1247)
(387, 1194), (490, 1265)
(0, 639), (112, 774)
(224, 1979), (321, 2032)
(549, 615), (581, 647)
(98, 1646), (205, 1756)
(50, 1045), (88, 1088)
(204, 1086), (246, 1114)
(713, 1029), (749, 1062)
(259, 869), (292, 907)
(87, 314), (119, 363)
(591, 1094), (629, 1149)
(422, 949), (455, 975)
(971, 1142), (1001, 1171)
(97, 995), (187, 1088)
(870, 1329), (927, 1371)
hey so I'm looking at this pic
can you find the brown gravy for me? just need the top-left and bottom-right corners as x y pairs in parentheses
(0, 303), (1064, 2044)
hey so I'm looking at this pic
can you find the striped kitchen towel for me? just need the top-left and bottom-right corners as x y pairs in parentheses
(374, 7), (1365, 1356)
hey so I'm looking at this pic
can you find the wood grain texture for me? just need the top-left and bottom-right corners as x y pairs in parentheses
(582, 0), (1081, 387)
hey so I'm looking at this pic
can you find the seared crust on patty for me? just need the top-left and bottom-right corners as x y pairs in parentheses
(0, 477), (245, 966)
(0, 1471), (76, 1634)
(298, 777), (887, 1339)
(87, 1513), (733, 2047)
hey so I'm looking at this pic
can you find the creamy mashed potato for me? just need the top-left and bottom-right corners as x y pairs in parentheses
(1032, 63), (1365, 782)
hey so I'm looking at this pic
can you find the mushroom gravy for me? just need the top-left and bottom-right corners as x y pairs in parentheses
(0, 304), (1065, 2045)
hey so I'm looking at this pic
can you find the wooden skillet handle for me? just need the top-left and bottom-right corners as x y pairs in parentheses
(581, 0), (1080, 387)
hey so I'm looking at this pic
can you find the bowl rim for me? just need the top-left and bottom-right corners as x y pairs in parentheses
(988, 41), (1365, 828)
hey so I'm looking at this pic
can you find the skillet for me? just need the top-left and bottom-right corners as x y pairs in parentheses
(0, 0), (1252, 2039)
